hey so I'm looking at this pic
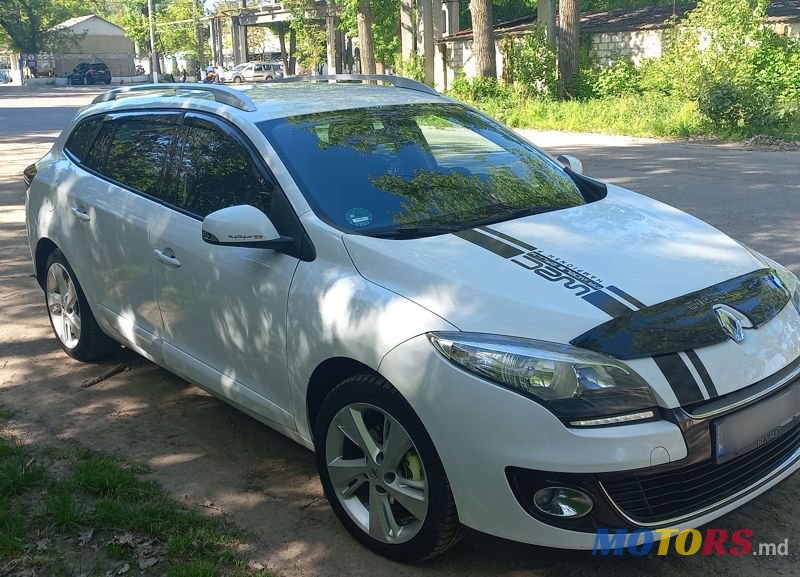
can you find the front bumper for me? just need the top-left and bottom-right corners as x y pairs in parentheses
(378, 334), (800, 548)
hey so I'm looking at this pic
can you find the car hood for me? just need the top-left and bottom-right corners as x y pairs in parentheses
(344, 185), (763, 340)
(343, 185), (800, 403)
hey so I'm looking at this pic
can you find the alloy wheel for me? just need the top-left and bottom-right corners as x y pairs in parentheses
(325, 403), (429, 544)
(46, 262), (81, 349)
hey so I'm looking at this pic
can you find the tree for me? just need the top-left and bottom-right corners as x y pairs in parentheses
(0, 0), (81, 54)
(355, 0), (376, 73)
(340, 0), (398, 71)
(265, 21), (291, 72)
(558, 0), (580, 97)
(469, 0), (496, 77)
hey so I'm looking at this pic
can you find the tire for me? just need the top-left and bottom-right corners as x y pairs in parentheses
(315, 373), (460, 562)
(234, 76), (242, 83)
(266, 75), (273, 81)
(44, 249), (118, 362)
(104, 79), (111, 85)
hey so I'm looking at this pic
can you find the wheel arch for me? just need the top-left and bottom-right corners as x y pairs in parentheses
(34, 237), (59, 289)
(306, 356), (380, 441)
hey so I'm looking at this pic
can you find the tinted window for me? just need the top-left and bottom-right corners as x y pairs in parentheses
(169, 124), (272, 217)
(258, 104), (587, 236)
(65, 116), (103, 162)
(91, 116), (177, 196)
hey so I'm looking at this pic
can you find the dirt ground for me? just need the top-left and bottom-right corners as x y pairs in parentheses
(1, 86), (799, 577)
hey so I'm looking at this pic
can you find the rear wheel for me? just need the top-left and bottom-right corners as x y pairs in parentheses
(44, 250), (117, 361)
(315, 374), (460, 562)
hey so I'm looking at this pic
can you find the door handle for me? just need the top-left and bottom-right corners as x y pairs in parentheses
(153, 248), (181, 268)
(71, 207), (90, 222)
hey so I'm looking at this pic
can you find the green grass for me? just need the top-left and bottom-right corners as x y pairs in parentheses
(0, 498), (24, 556)
(467, 93), (709, 139)
(452, 91), (800, 140)
(43, 484), (89, 530)
(0, 426), (280, 577)
(0, 452), (46, 496)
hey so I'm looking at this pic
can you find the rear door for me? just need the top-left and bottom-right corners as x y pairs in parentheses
(149, 113), (299, 428)
(69, 112), (180, 359)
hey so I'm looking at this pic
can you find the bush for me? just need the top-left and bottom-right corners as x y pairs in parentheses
(396, 51), (425, 83)
(591, 58), (641, 98)
(504, 30), (557, 98)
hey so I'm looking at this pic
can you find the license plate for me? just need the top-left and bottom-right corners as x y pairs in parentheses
(714, 382), (800, 464)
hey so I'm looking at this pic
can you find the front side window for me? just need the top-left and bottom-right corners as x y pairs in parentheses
(168, 123), (272, 217)
(258, 104), (587, 237)
(88, 116), (177, 197)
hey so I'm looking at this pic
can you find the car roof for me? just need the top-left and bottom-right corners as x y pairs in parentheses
(82, 82), (450, 124)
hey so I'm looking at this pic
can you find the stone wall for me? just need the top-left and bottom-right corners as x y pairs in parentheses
(589, 29), (663, 66)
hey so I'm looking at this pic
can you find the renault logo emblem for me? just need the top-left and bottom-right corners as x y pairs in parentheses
(714, 306), (745, 343)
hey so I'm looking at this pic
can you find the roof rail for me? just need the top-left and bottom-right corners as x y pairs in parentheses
(91, 83), (258, 112)
(269, 74), (439, 96)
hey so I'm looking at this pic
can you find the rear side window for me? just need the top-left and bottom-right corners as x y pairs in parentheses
(89, 116), (178, 197)
(64, 116), (103, 162)
(169, 123), (272, 217)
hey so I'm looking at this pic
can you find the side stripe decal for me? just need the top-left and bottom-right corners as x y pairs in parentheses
(582, 290), (636, 319)
(478, 225), (537, 252)
(653, 353), (706, 405)
(606, 285), (647, 310)
(685, 350), (719, 397)
(452, 229), (524, 258)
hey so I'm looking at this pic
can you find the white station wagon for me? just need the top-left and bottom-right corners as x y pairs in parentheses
(24, 77), (800, 561)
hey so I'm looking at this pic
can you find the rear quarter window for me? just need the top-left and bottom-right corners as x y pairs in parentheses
(64, 116), (104, 163)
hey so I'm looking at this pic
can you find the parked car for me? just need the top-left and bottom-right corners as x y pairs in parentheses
(24, 77), (800, 562)
(67, 62), (111, 85)
(227, 61), (283, 83)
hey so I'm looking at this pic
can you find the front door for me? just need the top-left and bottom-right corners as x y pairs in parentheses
(150, 113), (299, 429)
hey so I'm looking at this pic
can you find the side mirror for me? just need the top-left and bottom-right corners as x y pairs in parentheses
(557, 154), (583, 175)
(201, 205), (293, 250)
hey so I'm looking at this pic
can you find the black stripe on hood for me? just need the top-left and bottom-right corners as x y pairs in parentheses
(570, 268), (791, 360)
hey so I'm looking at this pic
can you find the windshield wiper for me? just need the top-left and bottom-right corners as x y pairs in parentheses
(463, 205), (567, 228)
(363, 224), (465, 239)
(359, 206), (569, 240)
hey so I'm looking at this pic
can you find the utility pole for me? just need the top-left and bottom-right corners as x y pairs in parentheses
(147, 0), (158, 83)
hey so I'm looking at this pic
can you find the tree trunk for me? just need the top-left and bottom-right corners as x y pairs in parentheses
(289, 28), (297, 75)
(469, 0), (496, 78)
(537, 0), (556, 50)
(357, 0), (376, 75)
(278, 27), (288, 74)
(558, 0), (580, 98)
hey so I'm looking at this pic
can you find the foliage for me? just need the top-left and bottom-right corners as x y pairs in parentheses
(114, 0), (203, 60)
(590, 57), (641, 98)
(643, 0), (800, 136)
(395, 51), (425, 82)
(283, 0), (326, 72)
(0, 0), (84, 53)
(339, 0), (398, 67)
(503, 28), (557, 97)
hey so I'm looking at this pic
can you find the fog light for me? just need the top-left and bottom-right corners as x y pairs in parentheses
(533, 486), (593, 518)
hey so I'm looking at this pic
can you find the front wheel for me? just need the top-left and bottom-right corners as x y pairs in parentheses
(233, 76), (242, 83)
(44, 249), (117, 361)
(315, 374), (460, 562)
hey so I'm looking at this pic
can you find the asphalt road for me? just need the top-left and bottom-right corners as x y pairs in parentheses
(1, 85), (799, 577)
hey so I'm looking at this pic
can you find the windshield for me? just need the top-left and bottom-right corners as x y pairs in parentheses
(258, 104), (587, 236)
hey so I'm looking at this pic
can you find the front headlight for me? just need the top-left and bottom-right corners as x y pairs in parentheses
(428, 332), (656, 426)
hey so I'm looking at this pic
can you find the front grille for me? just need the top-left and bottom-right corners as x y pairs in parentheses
(600, 423), (800, 525)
